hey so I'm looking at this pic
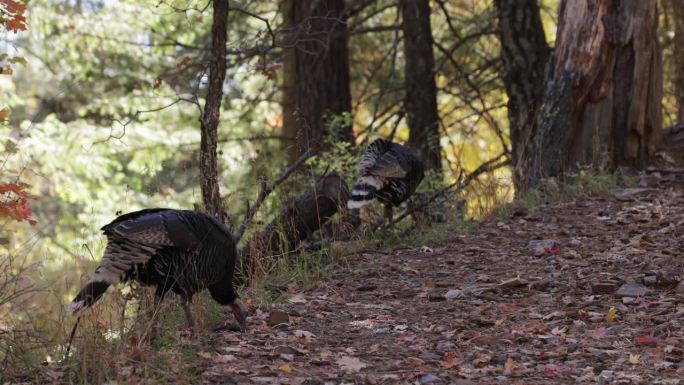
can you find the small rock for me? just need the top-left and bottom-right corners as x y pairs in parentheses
(676, 281), (684, 294)
(597, 370), (614, 385)
(591, 282), (618, 294)
(420, 246), (434, 253)
(428, 291), (446, 302)
(615, 282), (648, 298)
(357, 284), (377, 292)
(419, 351), (440, 361)
(451, 380), (476, 385)
(622, 297), (635, 305)
(445, 289), (464, 299)
(268, 309), (290, 326)
(642, 274), (657, 286)
(500, 277), (529, 288)
(418, 374), (441, 384)
(531, 280), (550, 291)
(528, 239), (559, 256)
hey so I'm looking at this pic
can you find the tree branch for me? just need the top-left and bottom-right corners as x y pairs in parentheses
(235, 148), (314, 241)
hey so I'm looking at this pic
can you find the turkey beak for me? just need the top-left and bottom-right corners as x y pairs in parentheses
(231, 299), (248, 332)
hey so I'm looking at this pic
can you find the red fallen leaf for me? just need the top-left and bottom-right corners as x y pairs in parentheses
(640, 301), (659, 309)
(636, 335), (659, 346)
(545, 244), (559, 254)
(592, 327), (607, 339)
(440, 353), (459, 369)
(544, 364), (564, 378)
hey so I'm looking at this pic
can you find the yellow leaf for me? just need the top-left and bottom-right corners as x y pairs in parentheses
(606, 307), (617, 323)
(0, 67), (13, 75)
(629, 354), (640, 364)
(278, 363), (293, 373)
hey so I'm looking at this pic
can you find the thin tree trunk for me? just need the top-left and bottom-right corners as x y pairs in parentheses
(399, 0), (441, 170)
(281, 0), (299, 164)
(670, 0), (684, 124)
(523, 0), (662, 190)
(290, 0), (353, 156)
(200, 0), (229, 220)
(493, 0), (550, 192)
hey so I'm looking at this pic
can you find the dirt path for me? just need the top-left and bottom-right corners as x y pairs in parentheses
(198, 181), (684, 384)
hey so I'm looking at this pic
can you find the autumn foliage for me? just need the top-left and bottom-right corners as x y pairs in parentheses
(0, 0), (27, 32)
(0, 182), (36, 225)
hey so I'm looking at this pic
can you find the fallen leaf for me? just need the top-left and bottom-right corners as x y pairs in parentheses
(592, 327), (607, 339)
(606, 307), (617, 323)
(503, 357), (517, 375)
(635, 335), (659, 346)
(440, 353), (459, 369)
(336, 356), (367, 373)
(212, 354), (235, 364)
(294, 330), (316, 339)
(629, 353), (641, 364)
(278, 363), (293, 373)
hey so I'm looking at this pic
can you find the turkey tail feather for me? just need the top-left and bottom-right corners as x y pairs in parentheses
(68, 281), (110, 315)
(347, 176), (384, 209)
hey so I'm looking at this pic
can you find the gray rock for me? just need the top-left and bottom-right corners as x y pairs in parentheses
(445, 289), (464, 299)
(418, 374), (441, 384)
(528, 239), (559, 256)
(615, 282), (648, 298)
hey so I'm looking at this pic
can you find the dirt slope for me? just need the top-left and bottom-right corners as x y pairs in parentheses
(193, 179), (684, 384)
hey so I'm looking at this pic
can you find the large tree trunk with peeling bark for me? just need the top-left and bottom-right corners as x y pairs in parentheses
(200, 0), (229, 220)
(493, 0), (550, 192)
(522, 0), (663, 190)
(285, 0), (353, 157)
(670, 0), (684, 124)
(399, 0), (441, 170)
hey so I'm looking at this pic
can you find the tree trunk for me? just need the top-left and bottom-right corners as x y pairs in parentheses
(522, 0), (663, 190)
(493, 0), (550, 192)
(289, 0), (353, 156)
(670, 0), (684, 124)
(200, 0), (229, 220)
(399, 0), (441, 170)
(281, 0), (299, 164)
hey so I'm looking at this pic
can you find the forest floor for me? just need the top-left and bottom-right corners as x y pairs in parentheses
(34, 170), (684, 385)
(181, 170), (684, 385)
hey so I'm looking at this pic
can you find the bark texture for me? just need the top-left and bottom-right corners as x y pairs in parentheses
(281, 0), (300, 163)
(670, 0), (684, 124)
(200, 0), (229, 220)
(287, 0), (353, 156)
(493, 0), (550, 191)
(400, 0), (441, 170)
(524, 0), (662, 190)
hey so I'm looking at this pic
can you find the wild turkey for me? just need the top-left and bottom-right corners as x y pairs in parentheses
(68, 208), (247, 333)
(347, 139), (424, 225)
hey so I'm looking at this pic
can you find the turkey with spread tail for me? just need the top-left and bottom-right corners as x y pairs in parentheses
(68, 208), (247, 333)
(347, 139), (425, 226)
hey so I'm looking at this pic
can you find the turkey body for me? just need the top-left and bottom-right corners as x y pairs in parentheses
(68, 208), (246, 331)
(347, 139), (424, 223)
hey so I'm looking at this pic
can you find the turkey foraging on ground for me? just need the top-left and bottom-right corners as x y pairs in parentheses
(347, 139), (425, 226)
(68, 208), (247, 333)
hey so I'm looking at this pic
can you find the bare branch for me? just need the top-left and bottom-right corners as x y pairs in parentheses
(235, 148), (314, 242)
